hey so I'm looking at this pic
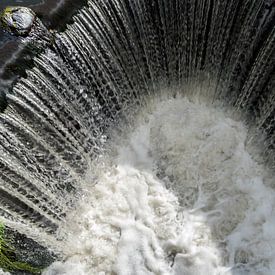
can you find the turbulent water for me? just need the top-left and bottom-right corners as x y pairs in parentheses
(0, 0), (275, 274)
(40, 97), (274, 274)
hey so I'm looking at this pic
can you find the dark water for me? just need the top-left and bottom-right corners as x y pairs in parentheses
(0, 0), (87, 113)
(0, 0), (55, 107)
(0, 0), (43, 9)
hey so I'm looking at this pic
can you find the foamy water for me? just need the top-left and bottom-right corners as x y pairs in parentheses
(42, 97), (275, 275)
(0, 270), (10, 275)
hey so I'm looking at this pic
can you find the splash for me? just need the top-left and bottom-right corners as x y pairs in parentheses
(1, 0), (274, 248)
(43, 97), (275, 274)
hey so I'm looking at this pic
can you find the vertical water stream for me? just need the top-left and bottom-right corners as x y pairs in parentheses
(0, 0), (274, 273)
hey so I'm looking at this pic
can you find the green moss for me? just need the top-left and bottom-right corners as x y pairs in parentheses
(3, 7), (13, 14)
(0, 7), (18, 30)
(0, 222), (42, 274)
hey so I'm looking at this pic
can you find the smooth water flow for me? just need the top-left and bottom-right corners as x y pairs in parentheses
(0, 0), (274, 274)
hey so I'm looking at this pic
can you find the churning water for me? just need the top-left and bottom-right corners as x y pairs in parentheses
(42, 96), (275, 274)
(0, 0), (275, 274)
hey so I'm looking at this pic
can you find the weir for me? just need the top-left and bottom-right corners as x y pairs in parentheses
(0, 0), (274, 273)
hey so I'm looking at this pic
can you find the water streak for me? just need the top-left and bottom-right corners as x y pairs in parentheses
(0, 0), (274, 255)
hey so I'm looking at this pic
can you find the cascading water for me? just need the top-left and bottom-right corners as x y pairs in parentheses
(0, 0), (275, 274)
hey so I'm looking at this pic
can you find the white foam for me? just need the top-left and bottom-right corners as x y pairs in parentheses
(44, 97), (275, 275)
(0, 269), (10, 275)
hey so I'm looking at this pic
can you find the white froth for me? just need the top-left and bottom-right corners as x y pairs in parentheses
(0, 270), (10, 275)
(43, 97), (275, 275)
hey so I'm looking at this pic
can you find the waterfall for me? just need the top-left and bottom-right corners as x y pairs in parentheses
(0, 0), (274, 273)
